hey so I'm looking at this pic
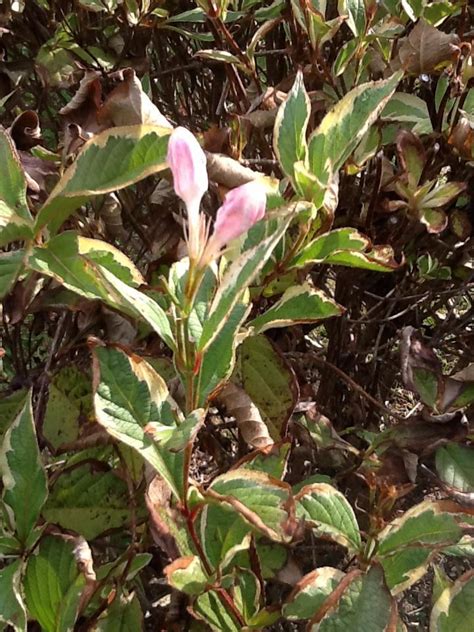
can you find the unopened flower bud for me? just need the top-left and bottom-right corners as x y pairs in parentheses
(167, 127), (208, 260)
(213, 180), (266, 247)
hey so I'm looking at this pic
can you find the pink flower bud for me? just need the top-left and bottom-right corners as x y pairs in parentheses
(212, 181), (266, 248)
(167, 127), (208, 209)
(167, 127), (208, 260)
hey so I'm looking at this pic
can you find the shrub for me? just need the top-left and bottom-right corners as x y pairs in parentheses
(0, 1), (473, 630)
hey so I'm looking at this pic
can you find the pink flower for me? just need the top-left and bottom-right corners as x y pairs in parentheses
(202, 181), (266, 263)
(167, 127), (208, 260)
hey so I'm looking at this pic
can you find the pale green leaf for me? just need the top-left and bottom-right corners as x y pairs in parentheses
(273, 70), (310, 185)
(290, 228), (370, 268)
(431, 570), (474, 632)
(35, 125), (171, 233)
(377, 502), (462, 556)
(436, 444), (474, 493)
(96, 593), (143, 631)
(92, 345), (185, 499)
(309, 566), (395, 631)
(164, 555), (209, 596)
(0, 127), (30, 219)
(198, 214), (290, 352)
(308, 72), (402, 181)
(0, 250), (24, 299)
(283, 566), (344, 621)
(42, 464), (133, 540)
(295, 483), (361, 551)
(249, 283), (343, 333)
(239, 334), (298, 440)
(192, 590), (241, 632)
(206, 469), (295, 543)
(380, 547), (432, 594)
(197, 503), (250, 571)
(338, 0), (366, 37)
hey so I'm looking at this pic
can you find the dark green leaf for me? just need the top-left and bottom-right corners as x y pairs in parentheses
(0, 391), (48, 546)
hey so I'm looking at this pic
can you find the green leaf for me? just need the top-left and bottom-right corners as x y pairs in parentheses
(379, 547), (432, 594)
(205, 469), (295, 543)
(381, 92), (432, 133)
(92, 345), (185, 499)
(29, 234), (174, 349)
(239, 334), (298, 440)
(29, 231), (143, 289)
(0, 391), (48, 546)
(23, 535), (86, 632)
(238, 442), (290, 479)
(377, 502), (462, 556)
(338, 0), (366, 37)
(197, 301), (249, 405)
(197, 503), (251, 571)
(283, 566), (345, 621)
(0, 128), (30, 219)
(420, 181), (466, 209)
(96, 593), (143, 632)
(198, 214), (290, 352)
(0, 389), (27, 446)
(43, 365), (92, 450)
(295, 482), (361, 551)
(42, 463), (133, 540)
(232, 568), (261, 623)
(0, 559), (27, 632)
(0, 201), (33, 247)
(0, 250), (24, 299)
(411, 367), (440, 408)
(164, 555), (209, 596)
(436, 444), (474, 492)
(308, 72), (402, 182)
(249, 282), (343, 333)
(195, 50), (243, 68)
(35, 125), (171, 233)
(192, 590), (241, 632)
(309, 566), (395, 631)
(333, 38), (358, 76)
(0, 128), (33, 246)
(273, 70), (311, 185)
(431, 570), (474, 632)
(290, 228), (370, 268)
(324, 245), (401, 271)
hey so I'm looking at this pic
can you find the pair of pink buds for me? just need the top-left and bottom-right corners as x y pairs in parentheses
(167, 127), (266, 265)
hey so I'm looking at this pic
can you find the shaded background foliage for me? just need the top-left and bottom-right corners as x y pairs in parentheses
(0, 1), (474, 631)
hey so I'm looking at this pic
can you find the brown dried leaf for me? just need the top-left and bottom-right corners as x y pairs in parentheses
(396, 129), (426, 189)
(216, 382), (274, 449)
(448, 115), (474, 158)
(18, 150), (58, 195)
(98, 67), (171, 128)
(391, 20), (460, 75)
(60, 70), (103, 134)
(145, 474), (182, 560)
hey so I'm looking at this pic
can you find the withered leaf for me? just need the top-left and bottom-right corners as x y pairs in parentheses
(391, 20), (460, 75)
(98, 67), (171, 128)
(8, 110), (41, 150)
(215, 382), (274, 450)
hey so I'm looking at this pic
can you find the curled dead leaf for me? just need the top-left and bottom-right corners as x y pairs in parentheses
(216, 382), (274, 449)
(8, 110), (41, 150)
